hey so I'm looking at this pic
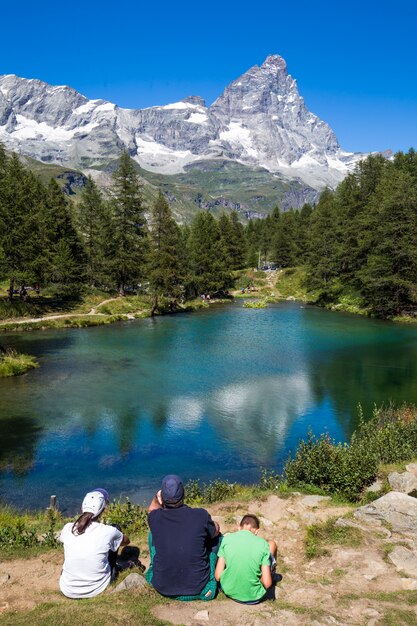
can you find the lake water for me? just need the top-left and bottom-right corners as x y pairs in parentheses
(2, 301), (417, 512)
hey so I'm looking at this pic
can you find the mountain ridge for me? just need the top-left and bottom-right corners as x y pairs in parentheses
(0, 55), (366, 192)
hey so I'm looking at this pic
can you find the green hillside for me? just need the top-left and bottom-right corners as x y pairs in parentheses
(19, 153), (317, 223)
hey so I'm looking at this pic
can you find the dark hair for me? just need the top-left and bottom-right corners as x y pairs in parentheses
(240, 514), (260, 530)
(163, 497), (184, 509)
(72, 512), (95, 535)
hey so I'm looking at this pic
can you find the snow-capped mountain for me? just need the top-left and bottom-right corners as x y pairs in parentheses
(0, 55), (364, 189)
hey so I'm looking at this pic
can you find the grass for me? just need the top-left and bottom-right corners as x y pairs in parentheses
(275, 266), (316, 302)
(0, 591), (170, 626)
(0, 349), (38, 377)
(305, 517), (363, 559)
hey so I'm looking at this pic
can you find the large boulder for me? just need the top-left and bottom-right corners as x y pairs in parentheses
(388, 471), (417, 497)
(354, 491), (417, 535)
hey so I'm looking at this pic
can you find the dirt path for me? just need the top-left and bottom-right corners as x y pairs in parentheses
(1, 493), (416, 624)
(0, 297), (146, 326)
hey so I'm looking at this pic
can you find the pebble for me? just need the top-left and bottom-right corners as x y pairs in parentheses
(0, 573), (10, 586)
(193, 609), (209, 621)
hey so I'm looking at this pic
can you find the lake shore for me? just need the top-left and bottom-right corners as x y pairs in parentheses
(1, 267), (416, 335)
(2, 475), (417, 626)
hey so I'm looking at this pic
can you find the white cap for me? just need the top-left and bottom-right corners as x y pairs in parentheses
(81, 491), (106, 517)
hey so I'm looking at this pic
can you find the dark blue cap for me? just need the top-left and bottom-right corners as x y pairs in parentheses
(161, 475), (184, 505)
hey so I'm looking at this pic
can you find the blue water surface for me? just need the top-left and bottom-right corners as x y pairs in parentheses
(2, 301), (417, 512)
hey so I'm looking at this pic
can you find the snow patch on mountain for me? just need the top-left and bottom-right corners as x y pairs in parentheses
(0, 58), (367, 189)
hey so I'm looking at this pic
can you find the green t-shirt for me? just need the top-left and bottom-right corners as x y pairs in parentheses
(218, 530), (271, 602)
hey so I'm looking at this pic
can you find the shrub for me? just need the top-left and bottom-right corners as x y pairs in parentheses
(0, 507), (59, 549)
(285, 404), (417, 501)
(184, 479), (236, 505)
(102, 498), (148, 536)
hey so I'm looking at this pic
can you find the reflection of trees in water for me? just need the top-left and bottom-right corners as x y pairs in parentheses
(308, 342), (417, 437)
(0, 415), (42, 475)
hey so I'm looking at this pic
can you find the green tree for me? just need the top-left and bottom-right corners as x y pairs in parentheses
(77, 176), (109, 287)
(41, 179), (85, 291)
(189, 211), (231, 295)
(219, 210), (246, 270)
(108, 152), (147, 295)
(148, 191), (183, 314)
(306, 189), (340, 295)
(357, 169), (417, 316)
(272, 210), (299, 267)
(0, 154), (41, 299)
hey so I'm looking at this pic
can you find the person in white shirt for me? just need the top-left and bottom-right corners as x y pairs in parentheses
(59, 490), (130, 599)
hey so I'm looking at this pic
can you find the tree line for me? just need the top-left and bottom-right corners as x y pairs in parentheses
(0, 148), (247, 311)
(1, 144), (416, 318)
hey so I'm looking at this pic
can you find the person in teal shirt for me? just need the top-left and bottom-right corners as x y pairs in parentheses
(214, 514), (278, 604)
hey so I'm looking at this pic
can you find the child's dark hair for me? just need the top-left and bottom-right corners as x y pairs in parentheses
(72, 512), (95, 535)
(240, 514), (260, 529)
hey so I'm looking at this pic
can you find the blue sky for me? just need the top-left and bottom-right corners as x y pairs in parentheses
(1, 0), (416, 153)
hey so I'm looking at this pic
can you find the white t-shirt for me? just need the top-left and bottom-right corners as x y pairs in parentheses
(59, 521), (123, 599)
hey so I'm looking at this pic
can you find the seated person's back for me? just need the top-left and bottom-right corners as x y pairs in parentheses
(147, 474), (219, 598)
(215, 514), (276, 603)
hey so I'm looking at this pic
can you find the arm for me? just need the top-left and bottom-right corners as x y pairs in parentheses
(121, 534), (130, 547)
(148, 490), (163, 512)
(214, 556), (226, 582)
(260, 564), (272, 589)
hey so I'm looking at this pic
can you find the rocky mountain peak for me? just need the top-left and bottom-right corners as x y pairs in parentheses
(261, 54), (288, 73)
(182, 96), (206, 107)
(0, 57), (364, 189)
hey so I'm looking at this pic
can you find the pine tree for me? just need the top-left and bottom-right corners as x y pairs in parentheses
(357, 169), (417, 316)
(78, 176), (108, 287)
(0, 154), (39, 299)
(189, 211), (231, 295)
(306, 189), (340, 295)
(272, 210), (299, 267)
(108, 152), (147, 295)
(148, 191), (182, 314)
(218, 211), (246, 270)
(40, 179), (85, 290)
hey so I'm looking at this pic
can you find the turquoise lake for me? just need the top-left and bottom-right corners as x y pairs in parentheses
(2, 301), (417, 512)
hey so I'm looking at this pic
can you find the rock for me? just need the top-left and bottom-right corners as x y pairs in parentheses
(193, 610), (209, 621)
(388, 471), (417, 497)
(260, 516), (274, 527)
(111, 573), (147, 593)
(366, 479), (383, 493)
(335, 517), (391, 537)
(0, 602), (9, 612)
(401, 578), (417, 590)
(286, 520), (300, 530)
(300, 512), (318, 525)
(362, 559), (388, 580)
(355, 491), (417, 535)
(406, 463), (417, 476)
(301, 495), (331, 507)
(0, 573), (10, 585)
(388, 546), (417, 577)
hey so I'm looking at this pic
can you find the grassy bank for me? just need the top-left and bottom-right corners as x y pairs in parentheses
(0, 349), (38, 377)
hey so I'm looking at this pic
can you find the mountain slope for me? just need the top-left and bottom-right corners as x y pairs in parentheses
(0, 55), (365, 193)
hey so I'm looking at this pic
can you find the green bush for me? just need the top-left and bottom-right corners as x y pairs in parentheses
(185, 479), (236, 505)
(285, 405), (417, 501)
(102, 498), (148, 536)
(0, 507), (59, 549)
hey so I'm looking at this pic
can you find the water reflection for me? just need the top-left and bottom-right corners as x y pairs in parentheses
(0, 415), (42, 475)
(1, 303), (417, 509)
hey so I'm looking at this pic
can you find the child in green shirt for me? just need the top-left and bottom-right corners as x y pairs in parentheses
(214, 514), (278, 604)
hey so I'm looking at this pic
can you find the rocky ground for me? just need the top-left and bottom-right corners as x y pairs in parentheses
(2, 476), (417, 625)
